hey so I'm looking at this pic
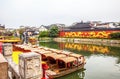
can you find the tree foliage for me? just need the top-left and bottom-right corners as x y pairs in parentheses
(109, 32), (120, 39)
(39, 31), (49, 37)
(49, 26), (59, 37)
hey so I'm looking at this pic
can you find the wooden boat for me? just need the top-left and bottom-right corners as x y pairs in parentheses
(46, 64), (84, 79)
(13, 44), (86, 78)
(45, 54), (86, 79)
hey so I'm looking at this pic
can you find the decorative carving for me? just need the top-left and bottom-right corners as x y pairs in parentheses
(2, 43), (12, 56)
(19, 52), (42, 79)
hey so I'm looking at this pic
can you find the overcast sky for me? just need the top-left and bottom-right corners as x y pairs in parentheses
(0, 0), (120, 28)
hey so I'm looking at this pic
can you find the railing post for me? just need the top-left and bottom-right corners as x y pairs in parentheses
(19, 52), (42, 79)
(2, 43), (13, 56)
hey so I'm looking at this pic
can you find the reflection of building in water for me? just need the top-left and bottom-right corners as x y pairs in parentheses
(63, 43), (110, 54)
(58, 68), (86, 79)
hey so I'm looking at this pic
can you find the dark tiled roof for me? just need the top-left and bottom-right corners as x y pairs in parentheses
(63, 27), (120, 32)
(0, 25), (5, 29)
(69, 23), (91, 29)
(40, 25), (50, 30)
(44, 26), (51, 29)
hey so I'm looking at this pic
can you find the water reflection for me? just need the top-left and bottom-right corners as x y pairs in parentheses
(115, 64), (120, 71)
(39, 41), (120, 57)
(64, 43), (110, 54)
(56, 69), (85, 79)
(39, 41), (120, 79)
(77, 70), (85, 79)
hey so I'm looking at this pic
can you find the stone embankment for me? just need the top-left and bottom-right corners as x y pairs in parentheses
(54, 38), (120, 47)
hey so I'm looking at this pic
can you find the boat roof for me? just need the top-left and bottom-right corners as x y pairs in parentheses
(43, 47), (51, 50)
(57, 57), (77, 63)
(69, 53), (83, 58)
(50, 49), (63, 53)
(61, 51), (73, 55)
(47, 54), (66, 60)
(43, 53), (57, 57)
(37, 50), (52, 54)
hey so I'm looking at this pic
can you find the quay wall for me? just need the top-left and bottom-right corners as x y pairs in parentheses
(54, 38), (120, 47)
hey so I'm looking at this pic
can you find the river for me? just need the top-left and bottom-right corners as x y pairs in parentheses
(39, 41), (120, 79)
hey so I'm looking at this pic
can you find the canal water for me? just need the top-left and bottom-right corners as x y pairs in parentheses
(39, 41), (120, 79)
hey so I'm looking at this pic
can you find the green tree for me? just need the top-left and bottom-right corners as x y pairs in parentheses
(109, 32), (120, 39)
(49, 26), (59, 37)
(39, 31), (49, 37)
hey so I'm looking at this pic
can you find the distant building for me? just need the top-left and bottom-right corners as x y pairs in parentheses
(19, 25), (39, 35)
(20, 25), (25, 29)
(0, 24), (5, 29)
(39, 25), (50, 32)
(69, 22), (92, 29)
(50, 23), (66, 31)
(50, 23), (65, 27)
(25, 26), (39, 35)
(113, 22), (120, 28)
(0, 24), (5, 33)
(108, 23), (116, 28)
(6, 28), (15, 32)
(30, 27), (39, 31)
(93, 22), (116, 28)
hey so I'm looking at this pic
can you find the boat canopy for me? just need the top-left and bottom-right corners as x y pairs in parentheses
(35, 50), (52, 54)
(47, 54), (66, 60)
(61, 51), (73, 55)
(43, 53), (57, 57)
(50, 49), (63, 53)
(57, 57), (77, 63)
(69, 53), (83, 58)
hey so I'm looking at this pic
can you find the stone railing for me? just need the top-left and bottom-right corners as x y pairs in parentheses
(0, 53), (8, 79)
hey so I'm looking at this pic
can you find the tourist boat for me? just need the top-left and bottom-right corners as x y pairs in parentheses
(13, 44), (86, 79)
(45, 53), (86, 78)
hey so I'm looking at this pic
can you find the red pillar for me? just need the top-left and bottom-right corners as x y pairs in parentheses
(0, 42), (2, 53)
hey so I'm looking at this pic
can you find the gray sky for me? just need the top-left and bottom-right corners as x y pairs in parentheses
(0, 0), (120, 28)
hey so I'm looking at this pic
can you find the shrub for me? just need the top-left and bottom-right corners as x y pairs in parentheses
(109, 32), (120, 39)
(49, 26), (59, 37)
(39, 31), (49, 37)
